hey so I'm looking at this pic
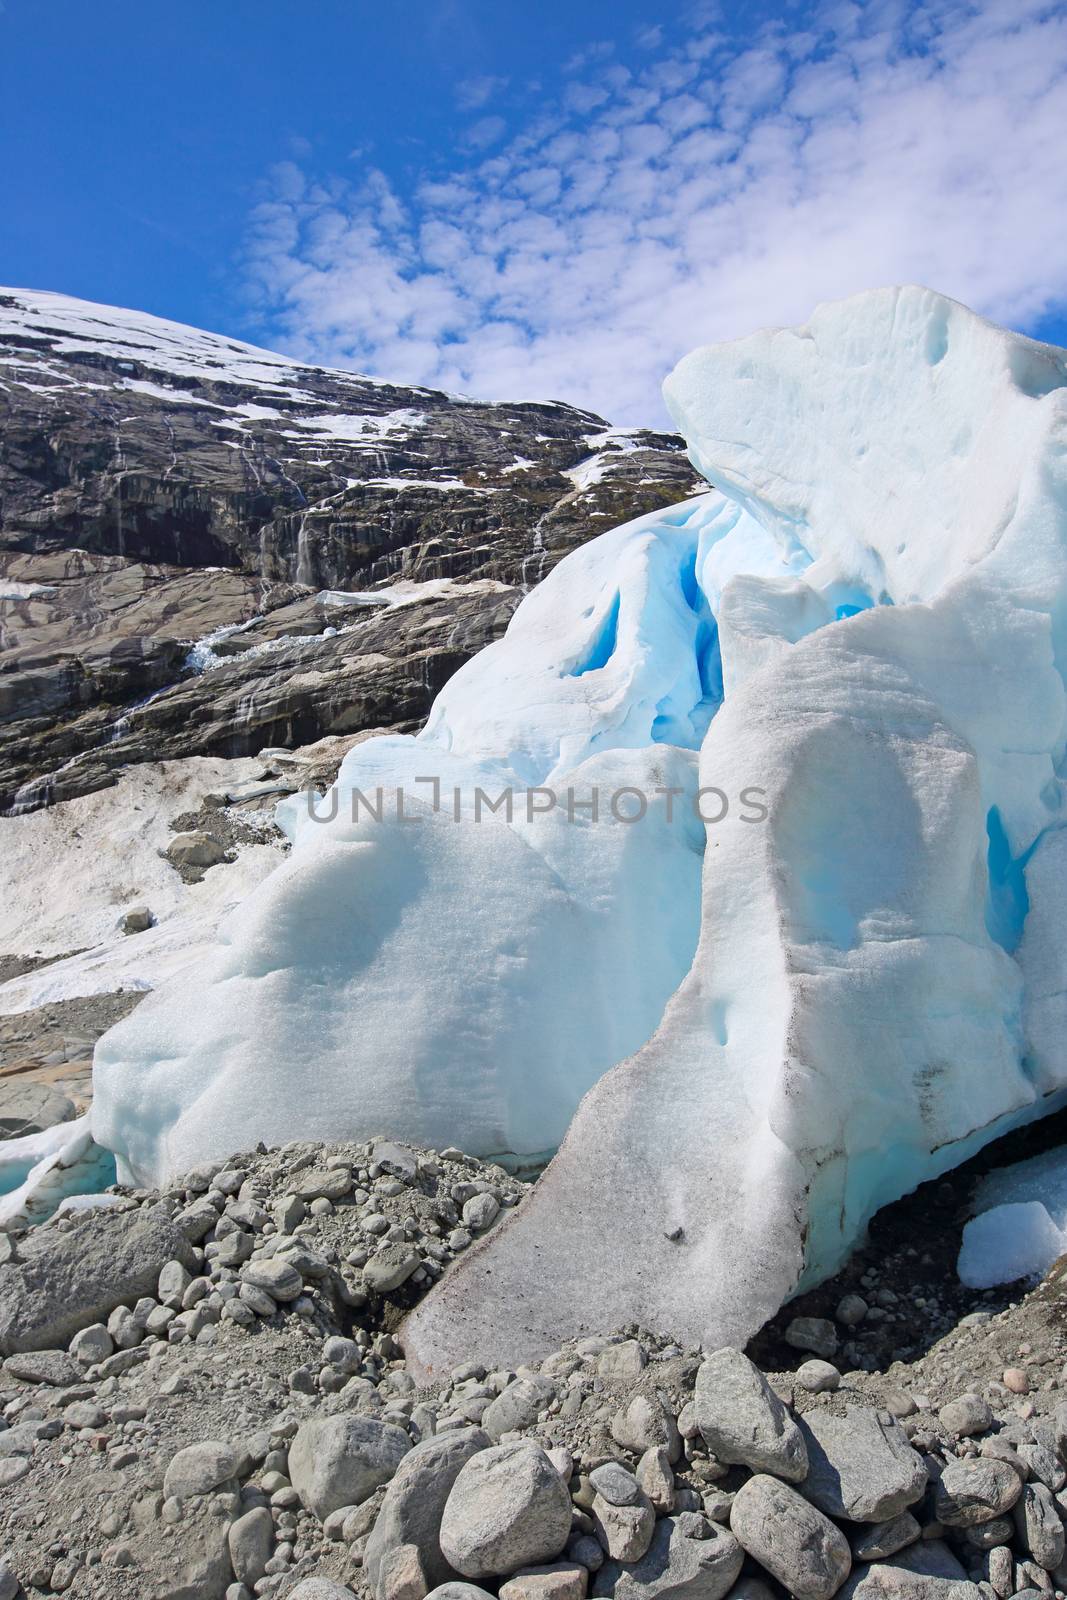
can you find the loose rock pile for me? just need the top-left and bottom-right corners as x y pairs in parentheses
(1, 1139), (1067, 1600)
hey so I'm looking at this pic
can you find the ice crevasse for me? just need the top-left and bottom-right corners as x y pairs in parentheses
(28, 285), (1067, 1366)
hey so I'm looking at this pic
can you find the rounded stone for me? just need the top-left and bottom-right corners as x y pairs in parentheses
(797, 1359), (841, 1393)
(288, 1415), (411, 1520)
(439, 1442), (573, 1580)
(163, 1440), (240, 1501)
(730, 1475), (851, 1600)
(938, 1393), (993, 1438)
(241, 1259), (303, 1302)
(934, 1458), (1023, 1527)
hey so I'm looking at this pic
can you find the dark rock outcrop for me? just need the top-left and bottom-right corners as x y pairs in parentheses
(0, 289), (702, 812)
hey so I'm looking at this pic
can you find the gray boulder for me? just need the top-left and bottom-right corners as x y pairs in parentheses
(937, 1395), (992, 1439)
(364, 1244), (422, 1295)
(592, 1491), (656, 1562)
(798, 1408), (927, 1523)
(0, 1081), (75, 1139)
(289, 1415), (411, 1519)
(593, 1514), (743, 1600)
(590, 1462), (641, 1506)
(165, 831), (227, 869)
(1013, 1481), (1065, 1570)
(228, 1506), (274, 1587)
(852, 1515), (922, 1562)
(2, 1350), (81, 1386)
(731, 1474), (852, 1600)
(784, 1317), (839, 1359)
(0, 1206), (196, 1355)
(934, 1459), (1023, 1528)
(612, 1393), (682, 1462)
(69, 1323), (113, 1365)
(837, 1541), (980, 1599)
(439, 1442), (572, 1580)
(483, 1378), (556, 1442)
(695, 1348), (807, 1482)
(120, 904), (153, 934)
(164, 1440), (240, 1501)
(498, 1565), (587, 1600)
(240, 1258), (304, 1301)
(365, 1427), (489, 1599)
(373, 1142), (420, 1181)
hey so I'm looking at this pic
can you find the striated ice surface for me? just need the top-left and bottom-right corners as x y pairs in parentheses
(86, 286), (1067, 1367)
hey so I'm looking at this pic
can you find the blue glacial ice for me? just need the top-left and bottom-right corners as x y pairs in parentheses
(23, 284), (1067, 1362)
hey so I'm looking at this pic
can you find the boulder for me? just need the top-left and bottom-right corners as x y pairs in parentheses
(611, 1394), (682, 1462)
(483, 1378), (556, 1442)
(120, 905), (153, 934)
(694, 1348), (807, 1481)
(0, 1082), (75, 1140)
(837, 1541), (980, 1599)
(591, 1491), (656, 1563)
(731, 1475), (851, 1600)
(798, 1408), (927, 1523)
(0, 1206), (196, 1355)
(364, 1244), (422, 1295)
(1013, 1482), (1065, 1570)
(934, 1459), (1023, 1528)
(378, 1543), (430, 1600)
(165, 832), (227, 869)
(425, 1588), (495, 1600)
(2, 1350), (81, 1386)
(589, 1463), (640, 1506)
(851, 1515), (922, 1562)
(164, 1440), (240, 1501)
(240, 1258), (303, 1301)
(592, 1513), (743, 1600)
(498, 1568), (587, 1600)
(289, 1416), (412, 1520)
(365, 1427), (489, 1600)
(228, 1506), (274, 1587)
(439, 1442), (573, 1581)
(784, 1318), (839, 1360)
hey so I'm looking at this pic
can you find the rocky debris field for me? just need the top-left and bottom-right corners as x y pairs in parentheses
(0, 1134), (1066, 1600)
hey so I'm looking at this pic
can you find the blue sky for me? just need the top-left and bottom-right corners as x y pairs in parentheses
(2, 0), (1066, 424)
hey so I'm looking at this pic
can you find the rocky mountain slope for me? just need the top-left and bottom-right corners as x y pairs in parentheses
(0, 289), (702, 813)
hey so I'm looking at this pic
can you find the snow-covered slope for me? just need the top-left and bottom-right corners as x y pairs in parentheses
(0, 757), (284, 1015)
(68, 287), (1067, 1364)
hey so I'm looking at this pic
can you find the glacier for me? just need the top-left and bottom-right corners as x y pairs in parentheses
(69, 285), (1067, 1366)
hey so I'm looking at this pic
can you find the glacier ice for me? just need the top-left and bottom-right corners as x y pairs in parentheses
(958, 1143), (1067, 1287)
(85, 285), (1067, 1369)
(0, 1117), (116, 1229)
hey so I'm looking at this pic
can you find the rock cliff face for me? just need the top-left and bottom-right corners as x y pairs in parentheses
(0, 289), (701, 812)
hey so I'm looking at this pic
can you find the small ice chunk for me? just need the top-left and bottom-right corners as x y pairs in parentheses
(957, 1201), (1066, 1288)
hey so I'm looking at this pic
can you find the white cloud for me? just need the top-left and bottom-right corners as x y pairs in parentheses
(244, 0), (1067, 425)
(455, 74), (508, 110)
